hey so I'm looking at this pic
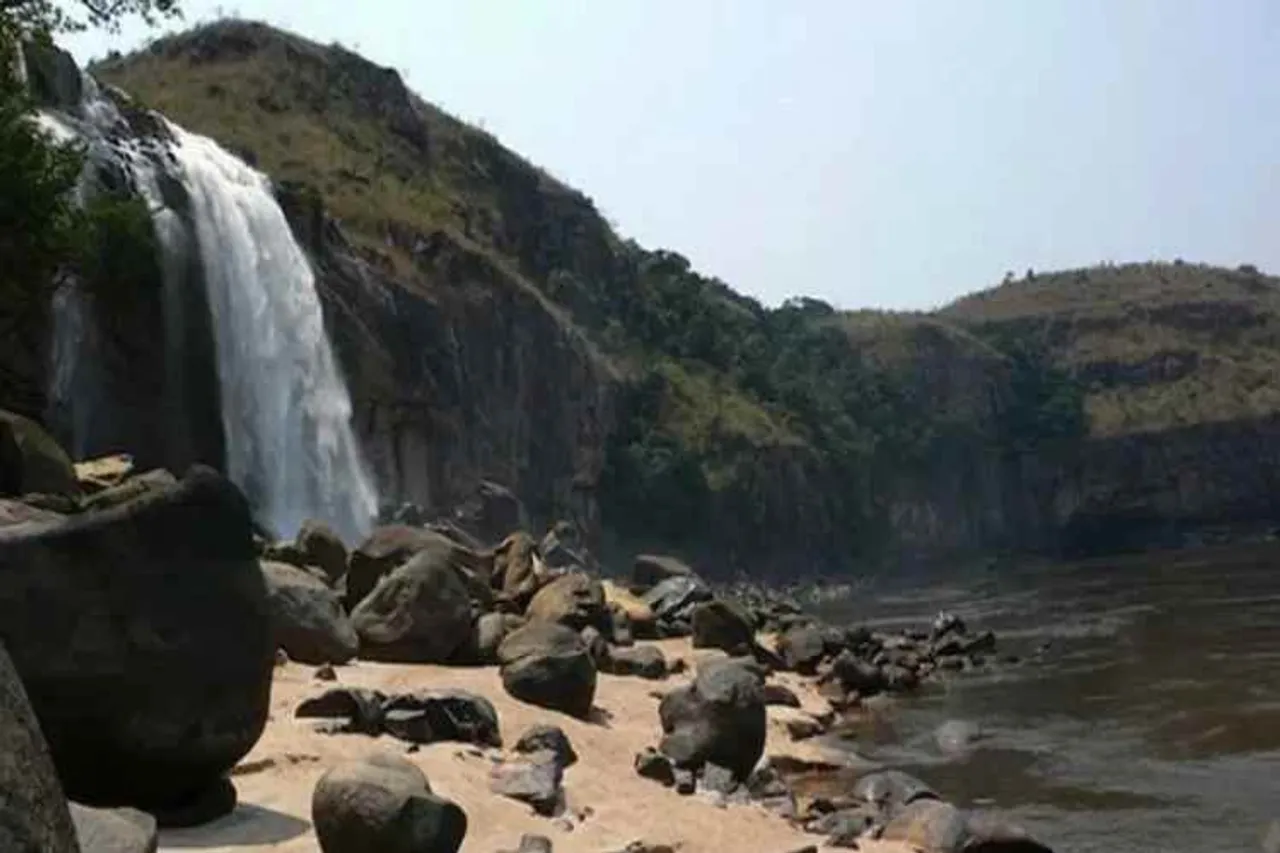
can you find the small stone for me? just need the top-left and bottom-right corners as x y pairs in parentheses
(699, 762), (738, 795)
(489, 755), (563, 817)
(673, 767), (696, 795)
(514, 725), (578, 769)
(634, 748), (676, 786)
(313, 663), (337, 681)
(552, 818), (575, 833)
(762, 683), (802, 707)
(785, 715), (824, 741)
(274, 648), (290, 666)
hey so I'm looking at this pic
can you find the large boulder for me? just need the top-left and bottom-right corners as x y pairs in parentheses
(690, 598), (757, 653)
(350, 539), (475, 663)
(295, 519), (349, 584)
(490, 532), (544, 608)
(456, 612), (525, 664)
(497, 622), (597, 718)
(632, 554), (694, 590)
(658, 658), (766, 781)
(312, 753), (467, 853)
(345, 525), (441, 610)
(80, 470), (178, 514)
(0, 466), (274, 813)
(603, 580), (656, 637)
(524, 571), (606, 630)
(454, 480), (526, 545)
(642, 574), (713, 629)
(0, 410), (78, 498)
(261, 561), (359, 665)
(0, 641), (79, 853)
(539, 520), (586, 570)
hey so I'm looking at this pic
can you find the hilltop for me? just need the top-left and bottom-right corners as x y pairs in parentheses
(84, 20), (1280, 566)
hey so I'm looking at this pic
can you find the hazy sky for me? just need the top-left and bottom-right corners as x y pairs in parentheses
(63, 1), (1280, 310)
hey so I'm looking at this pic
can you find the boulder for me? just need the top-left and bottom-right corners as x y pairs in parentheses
(0, 641), (79, 853)
(0, 497), (65, 530)
(642, 575), (713, 626)
(261, 561), (359, 665)
(632, 554), (694, 590)
(603, 645), (667, 680)
(458, 612), (525, 664)
(78, 469), (180, 515)
(69, 803), (158, 853)
(0, 466), (273, 813)
(345, 525), (442, 610)
(658, 658), (766, 781)
(603, 580), (655, 636)
(350, 540), (475, 663)
(525, 570), (606, 630)
(775, 623), (829, 674)
(608, 602), (635, 646)
(0, 409), (78, 498)
(497, 622), (597, 718)
(690, 598), (757, 653)
(489, 754), (563, 817)
(312, 753), (467, 853)
(454, 480), (527, 546)
(539, 520), (585, 570)
(490, 532), (544, 609)
(296, 519), (349, 584)
(514, 724), (577, 769)
(73, 454), (134, 493)
(381, 691), (502, 748)
(295, 687), (388, 735)
(633, 747), (675, 786)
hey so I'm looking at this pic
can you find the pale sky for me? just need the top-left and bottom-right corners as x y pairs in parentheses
(63, 1), (1280, 310)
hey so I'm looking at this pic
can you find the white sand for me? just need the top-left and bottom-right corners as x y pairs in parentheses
(158, 639), (909, 853)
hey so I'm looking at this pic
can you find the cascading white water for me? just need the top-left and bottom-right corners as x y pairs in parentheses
(163, 123), (378, 543)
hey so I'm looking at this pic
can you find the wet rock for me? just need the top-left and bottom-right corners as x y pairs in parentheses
(262, 560), (359, 665)
(0, 640), (79, 853)
(882, 662), (920, 693)
(0, 409), (78, 498)
(963, 811), (1056, 852)
(0, 466), (273, 813)
(312, 753), (467, 853)
(350, 538), (475, 663)
(935, 719), (985, 755)
(762, 683), (802, 707)
(851, 769), (938, 815)
(1263, 821), (1280, 853)
(963, 630), (997, 655)
(605, 645), (668, 679)
(879, 799), (969, 851)
(659, 658), (766, 781)
(295, 687), (387, 735)
(498, 622), (597, 718)
(382, 691), (502, 748)
(931, 611), (966, 640)
(828, 650), (886, 695)
(632, 553), (694, 589)
(489, 753), (563, 816)
(295, 519), (348, 584)
(514, 724), (577, 769)
(262, 539), (310, 569)
(79, 469), (178, 514)
(69, 803), (158, 853)
(633, 748), (675, 786)
(690, 598), (757, 653)
(526, 571), (607, 630)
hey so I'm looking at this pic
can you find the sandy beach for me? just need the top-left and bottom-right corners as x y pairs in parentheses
(161, 639), (909, 853)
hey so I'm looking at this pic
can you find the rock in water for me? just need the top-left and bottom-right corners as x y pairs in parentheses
(69, 803), (158, 853)
(879, 800), (969, 852)
(658, 658), (766, 781)
(0, 466), (273, 814)
(525, 571), (607, 630)
(350, 538), (475, 663)
(296, 519), (348, 584)
(312, 753), (467, 853)
(261, 561), (359, 665)
(690, 598), (757, 653)
(775, 623), (829, 674)
(0, 410), (79, 498)
(0, 641), (79, 853)
(497, 622), (597, 718)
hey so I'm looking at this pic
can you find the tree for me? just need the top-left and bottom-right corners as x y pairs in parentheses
(1, 0), (179, 36)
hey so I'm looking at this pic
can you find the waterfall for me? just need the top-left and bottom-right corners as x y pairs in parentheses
(162, 123), (378, 543)
(37, 68), (377, 542)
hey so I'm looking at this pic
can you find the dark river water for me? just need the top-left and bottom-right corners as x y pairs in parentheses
(808, 541), (1280, 853)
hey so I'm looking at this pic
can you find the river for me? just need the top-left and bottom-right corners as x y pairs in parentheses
(808, 541), (1280, 852)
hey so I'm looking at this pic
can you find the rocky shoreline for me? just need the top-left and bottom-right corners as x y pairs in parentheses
(0, 409), (1052, 852)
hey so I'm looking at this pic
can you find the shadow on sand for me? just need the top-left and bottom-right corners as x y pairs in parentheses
(159, 803), (311, 849)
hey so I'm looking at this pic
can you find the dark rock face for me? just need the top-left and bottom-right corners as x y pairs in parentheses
(69, 803), (159, 853)
(349, 538), (475, 663)
(497, 622), (597, 718)
(312, 753), (467, 853)
(0, 410), (79, 498)
(0, 641), (79, 853)
(261, 560), (359, 665)
(658, 658), (766, 782)
(0, 467), (274, 812)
